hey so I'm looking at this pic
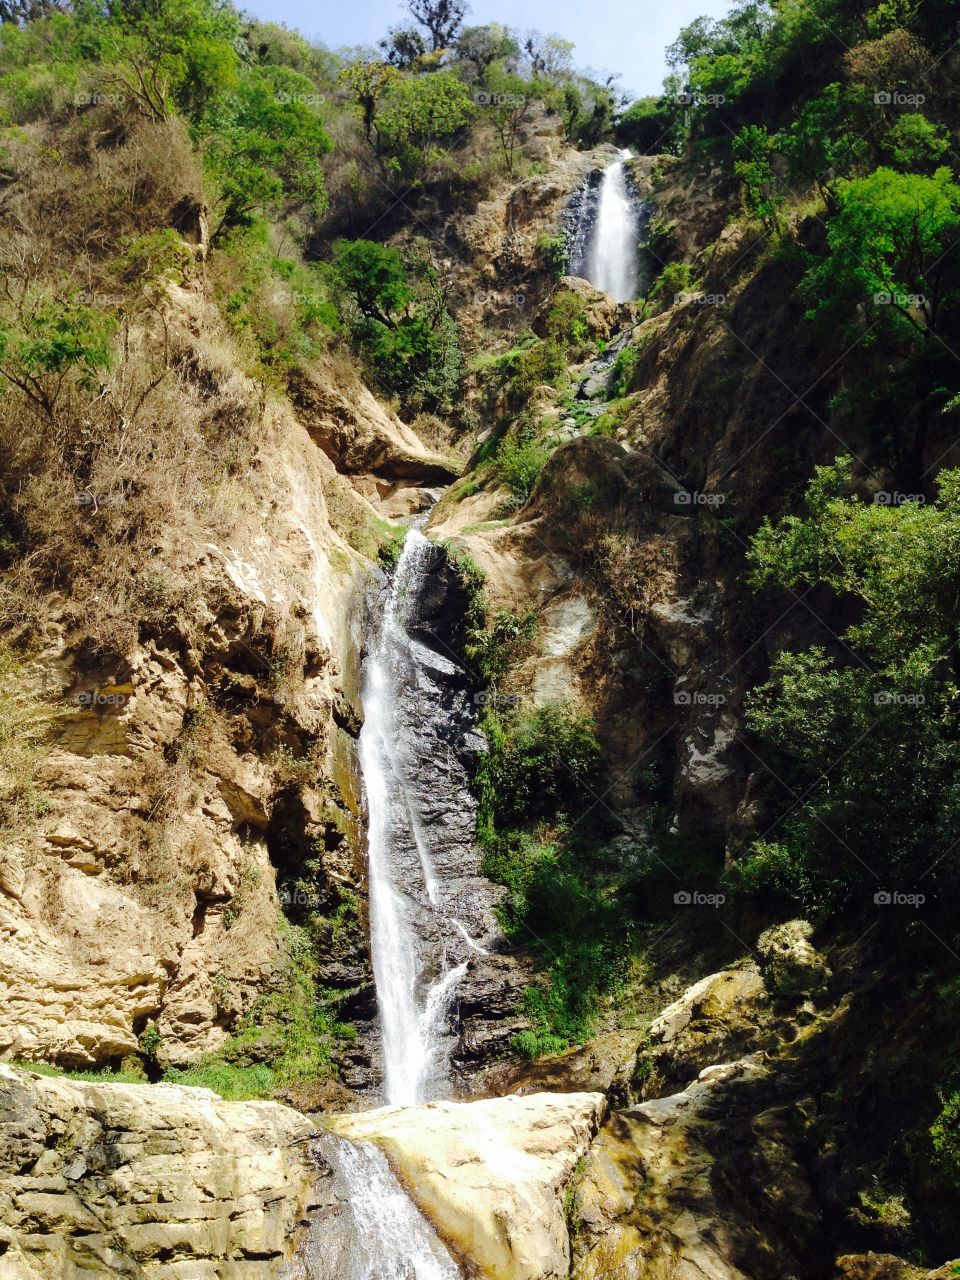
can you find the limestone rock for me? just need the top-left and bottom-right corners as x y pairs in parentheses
(643, 964), (770, 1092)
(0, 1065), (315, 1278)
(329, 1091), (607, 1280)
(289, 362), (459, 484)
(835, 1255), (926, 1280)
(572, 1059), (823, 1280)
(757, 919), (832, 1007)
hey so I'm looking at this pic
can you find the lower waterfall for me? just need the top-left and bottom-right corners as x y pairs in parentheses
(359, 526), (469, 1106)
(286, 1132), (459, 1280)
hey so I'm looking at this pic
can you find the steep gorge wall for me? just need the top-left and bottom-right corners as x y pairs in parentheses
(0, 271), (458, 1087)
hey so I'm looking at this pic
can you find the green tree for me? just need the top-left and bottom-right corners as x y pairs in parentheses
(616, 96), (674, 154)
(455, 23), (518, 80)
(404, 0), (466, 52)
(0, 297), (115, 419)
(803, 166), (960, 336)
(374, 69), (474, 179)
(738, 457), (960, 913)
(205, 64), (331, 224)
(732, 123), (786, 233)
(339, 59), (400, 144)
(884, 112), (949, 172)
(332, 240), (414, 326)
(107, 0), (242, 122)
(781, 83), (874, 190)
(332, 239), (461, 411)
(483, 65), (537, 176)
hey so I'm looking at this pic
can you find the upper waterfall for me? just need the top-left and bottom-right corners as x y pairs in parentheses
(567, 148), (643, 303)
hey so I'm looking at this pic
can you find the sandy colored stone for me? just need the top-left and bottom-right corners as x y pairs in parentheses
(329, 1091), (607, 1280)
(0, 1066), (315, 1278)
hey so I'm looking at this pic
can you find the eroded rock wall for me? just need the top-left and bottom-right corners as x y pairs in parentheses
(0, 1065), (315, 1278)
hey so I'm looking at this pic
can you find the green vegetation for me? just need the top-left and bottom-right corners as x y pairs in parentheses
(166, 921), (355, 1098)
(332, 238), (462, 412)
(475, 702), (627, 1053)
(496, 434), (550, 502)
(733, 458), (960, 916)
(803, 167), (960, 338)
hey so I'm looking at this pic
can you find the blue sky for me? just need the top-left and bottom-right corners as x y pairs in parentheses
(242, 0), (735, 98)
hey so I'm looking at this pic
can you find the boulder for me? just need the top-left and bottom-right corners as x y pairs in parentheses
(329, 1091), (607, 1280)
(642, 963), (770, 1091)
(572, 1059), (823, 1280)
(757, 919), (832, 1007)
(535, 276), (619, 342)
(0, 1066), (315, 1278)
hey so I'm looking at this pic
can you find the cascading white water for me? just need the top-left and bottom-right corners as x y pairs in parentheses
(584, 148), (641, 302)
(358, 527), (467, 1106)
(286, 1133), (460, 1280)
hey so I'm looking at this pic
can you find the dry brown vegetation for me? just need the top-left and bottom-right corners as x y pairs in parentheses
(0, 108), (263, 655)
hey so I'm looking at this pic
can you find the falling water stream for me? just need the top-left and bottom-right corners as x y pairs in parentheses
(568, 148), (643, 302)
(288, 524), (481, 1278)
(358, 526), (470, 1107)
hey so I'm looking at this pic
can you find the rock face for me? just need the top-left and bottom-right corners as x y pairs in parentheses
(0, 1065), (315, 1278)
(329, 1091), (607, 1280)
(572, 1058), (824, 1280)
(0, 280), (390, 1082)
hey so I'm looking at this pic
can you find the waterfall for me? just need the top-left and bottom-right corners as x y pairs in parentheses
(358, 527), (470, 1106)
(285, 1132), (460, 1280)
(568, 149), (644, 303)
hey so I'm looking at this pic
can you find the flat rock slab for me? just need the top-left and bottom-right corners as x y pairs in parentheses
(329, 1091), (607, 1280)
(0, 1066), (315, 1278)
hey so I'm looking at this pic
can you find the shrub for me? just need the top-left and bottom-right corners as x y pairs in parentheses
(333, 238), (462, 411)
(512, 338), (567, 397)
(645, 261), (696, 313)
(738, 458), (960, 916)
(497, 435), (549, 501)
(544, 291), (589, 351)
(477, 702), (602, 831)
(374, 70), (474, 180)
(931, 1093), (960, 1191)
(537, 234), (569, 280)
(607, 346), (639, 398)
(616, 96), (676, 154)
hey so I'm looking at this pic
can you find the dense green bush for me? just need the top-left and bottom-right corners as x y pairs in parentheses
(371, 68), (474, 180)
(332, 238), (462, 411)
(496, 434), (549, 502)
(477, 702), (602, 834)
(735, 457), (960, 916)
